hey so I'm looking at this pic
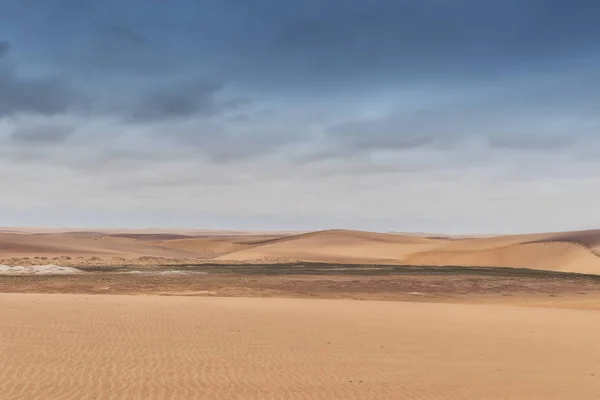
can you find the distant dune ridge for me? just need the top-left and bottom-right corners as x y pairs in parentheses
(2, 227), (600, 274)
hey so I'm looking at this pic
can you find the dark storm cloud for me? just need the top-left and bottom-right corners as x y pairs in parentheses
(0, 42), (80, 118)
(0, 75), (77, 118)
(127, 81), (224, 122)
(4, 0), (600, 90)
(1, 0), (599, 156)
(262, 0), (600, 87)
(122, 78), (252, 125)
(80, 22), (179, 76)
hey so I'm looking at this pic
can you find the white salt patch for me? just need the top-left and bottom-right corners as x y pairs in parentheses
(0, 264), (84, 275)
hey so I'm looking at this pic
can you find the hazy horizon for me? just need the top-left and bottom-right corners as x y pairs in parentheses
(1, 223), (594, 237)
(1, 1), (599, 233)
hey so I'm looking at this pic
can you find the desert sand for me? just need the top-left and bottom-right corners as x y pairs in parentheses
(1, 294), (600, 400)
(2, 227), (600, 274)
(3, 228), (600, 399)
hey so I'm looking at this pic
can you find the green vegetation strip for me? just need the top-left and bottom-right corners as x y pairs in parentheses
(70, 263), (600, 281)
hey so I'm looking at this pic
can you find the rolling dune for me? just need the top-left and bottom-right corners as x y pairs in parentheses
(405, 241), (600, 274)
(216, 229), (443, 263)
(3, 228), (600, 274)
(404, 230), (600, 274)
(154, 237), (251, 256)
(215, 229), (600, 274)
(0, 232), (196, 259)
(540, 229), (600, 253)
(156, 234), (292, 256)
(2, 294), (600, 400)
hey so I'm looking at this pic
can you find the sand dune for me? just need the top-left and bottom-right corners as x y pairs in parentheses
(539, 229), (600, 253)
(154, 237), (251, 256)
(1, 294), (600, 400)
(156, 234), (291, 256)
(406, 241), (600, 274)
(0, 232), (196, 259)
(217, 229), (442, 263)
(3, 227), (600, 274)
(216, 229), (600, 274)
(404, 230), (600, 274)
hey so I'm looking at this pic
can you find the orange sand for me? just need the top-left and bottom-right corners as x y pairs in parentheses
(1, 294), (600, 399)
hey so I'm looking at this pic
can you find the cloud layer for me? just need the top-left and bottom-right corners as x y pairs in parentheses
(1, 0), (599, 232)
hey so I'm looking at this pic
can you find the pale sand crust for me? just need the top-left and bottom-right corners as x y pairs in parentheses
(3, 228), (600, 274)
(1, 293), (600, 400)
(0, 264), (83, 275)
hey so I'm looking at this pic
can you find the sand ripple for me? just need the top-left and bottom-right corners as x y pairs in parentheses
(2, 295), (600, 399)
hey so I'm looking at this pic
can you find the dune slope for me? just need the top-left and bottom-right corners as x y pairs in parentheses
(217, 229), (444, 263)
(406, 241), (600, 274)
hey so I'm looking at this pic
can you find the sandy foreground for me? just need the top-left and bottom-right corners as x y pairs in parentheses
(0, 294), (599, 400)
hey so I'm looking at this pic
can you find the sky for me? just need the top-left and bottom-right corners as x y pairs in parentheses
(1, 0), (599, 233)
